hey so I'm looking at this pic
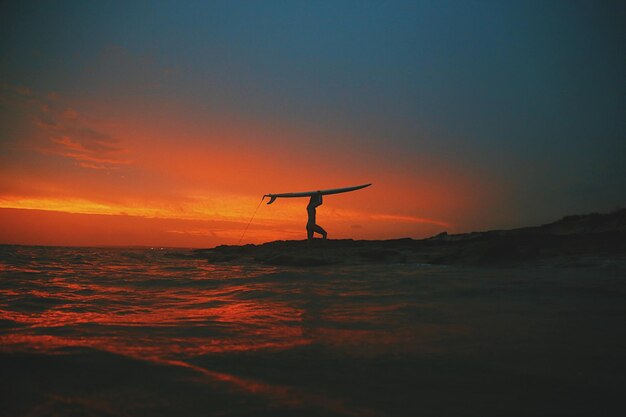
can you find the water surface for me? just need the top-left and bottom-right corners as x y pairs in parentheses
(1, 245), (624, 416)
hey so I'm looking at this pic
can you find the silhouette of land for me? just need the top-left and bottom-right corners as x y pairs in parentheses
(196, 209), (626, 267)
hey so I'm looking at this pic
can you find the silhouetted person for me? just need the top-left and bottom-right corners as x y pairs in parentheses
(306, 192), (327, 241)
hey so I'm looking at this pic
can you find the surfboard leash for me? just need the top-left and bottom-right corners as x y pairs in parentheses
(237, 196), (265, 245)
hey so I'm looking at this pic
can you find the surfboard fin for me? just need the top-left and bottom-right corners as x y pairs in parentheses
(266, 196), (277, 205)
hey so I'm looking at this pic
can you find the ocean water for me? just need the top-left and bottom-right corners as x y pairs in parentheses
(1, 245), (624, 416)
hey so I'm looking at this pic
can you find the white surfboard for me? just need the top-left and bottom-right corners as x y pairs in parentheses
(264, 184), (371, 205)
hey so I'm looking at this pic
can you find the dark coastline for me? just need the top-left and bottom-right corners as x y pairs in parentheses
(195, 209), (626, 267)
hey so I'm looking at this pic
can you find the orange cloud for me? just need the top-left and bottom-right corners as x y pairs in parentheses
(47, 135), (131, 168)
(3, 82), (131, 171)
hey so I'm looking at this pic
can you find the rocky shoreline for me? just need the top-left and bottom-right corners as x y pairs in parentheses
(194, 209), (626, 267)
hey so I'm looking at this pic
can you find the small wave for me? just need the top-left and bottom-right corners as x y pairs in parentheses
(6, 295), (67, 313)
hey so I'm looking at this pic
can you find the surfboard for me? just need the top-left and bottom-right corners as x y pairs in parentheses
(264, 184), (371, 205)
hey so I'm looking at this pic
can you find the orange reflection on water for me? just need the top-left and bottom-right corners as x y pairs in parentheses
(0, 286), (309, 357)
(0, 249), (315, 360)
(161, 358), (381, 417)
(0, 247), (459, 416)
(0, 258), (462, 358)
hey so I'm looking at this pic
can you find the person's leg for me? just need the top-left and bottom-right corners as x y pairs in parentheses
(313, 224), (327, 239)
(306, 225), (314, 241)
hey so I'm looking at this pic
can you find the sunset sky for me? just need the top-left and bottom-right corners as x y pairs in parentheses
(1, 1), (624, 247)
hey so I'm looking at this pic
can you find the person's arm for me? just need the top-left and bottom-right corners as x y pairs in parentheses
(314, 192), (323, 207)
